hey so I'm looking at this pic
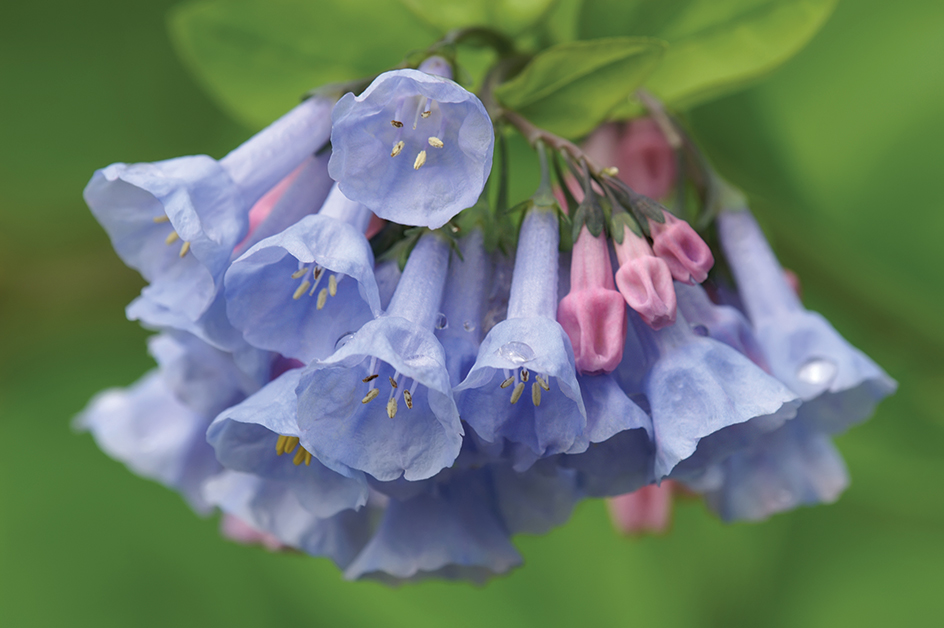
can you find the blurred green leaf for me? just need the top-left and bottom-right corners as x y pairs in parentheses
(494, 37), (665, 138)
(399, 0), (557, 36)
(579, 0), (837, 114)
(169, 0), (438, 129)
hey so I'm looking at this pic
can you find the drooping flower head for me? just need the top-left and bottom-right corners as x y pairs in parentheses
(456, 204), (587, 463)
(295, 233), (462, 482)
(224, 185), (381, 363)
(328, 57), (494, 229)
(85, 96), (334, 322)
(717, 205), (896, 429)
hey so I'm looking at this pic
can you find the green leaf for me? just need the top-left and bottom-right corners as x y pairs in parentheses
(398, 0), (557, 36)
(578, 0), (838, 113)
(494, 37), (666, 138)
(169, 0), (438, 129)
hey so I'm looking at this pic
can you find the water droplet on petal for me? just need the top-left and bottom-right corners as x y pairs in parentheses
(335, 333), (355, 351)
(435, 313), (448, 330)
(463, 320), (476, 332)
(498, 341), (535, 364)
(691, 324), (709, 337)
(796, 358), (837, 386)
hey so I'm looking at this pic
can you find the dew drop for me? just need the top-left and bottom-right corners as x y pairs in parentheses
(434, 313), (448, 330)
(796, 358), (837, 386)
(463, 320), (476, 332)
(335, 332), (355, 351)
(498, 341), (535, 364)
(691, 324), (709, 337)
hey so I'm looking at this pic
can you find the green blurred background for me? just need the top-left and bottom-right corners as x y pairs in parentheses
(1, 0), (942, 626)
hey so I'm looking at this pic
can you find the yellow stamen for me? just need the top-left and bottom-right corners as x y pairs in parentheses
(178, 241), (191, 258)
(291, 267), (308, 279)
(421, 110), (431, 118)
(428, 137), (444, 148)
(153, 215), (170, 224)
(391, 141), (405, 157)
(362, 373), (379, 383)
(391, 120), (403, 128)
(165, 231), (180, 245)
(328, 274), (338, 297)
(520, 368), (529, 382)
(283, 436), (299, 455)
(275, 435), (288, 456)
(317, 288), (328, 310)
(403, 389), (413, 410)
(386, 396), (398, 419)
(510, 382), (526, 404)
(292, 445), (310, 466)
(500, 375), (515, 389)
(388, 376), (398, 389)
(362, 388), (380, 404)
(532, 382), (541, 406)
(537, 375), (550, 391)
(413, 150), (427, 170)
(293, 280), (311, 300)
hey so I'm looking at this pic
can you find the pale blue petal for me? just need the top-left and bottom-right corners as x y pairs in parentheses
(343, 474), (521, 583)
(329, 69), (493, 229)
(225, 214), (380, 362)
(296, 316), (462, 482)
(76, 370), (220, 514)
(207, 370), (369, 519)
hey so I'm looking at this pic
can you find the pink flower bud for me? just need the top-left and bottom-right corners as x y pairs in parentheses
(583, 118), (676, 199)
(556, 227), (627, 374)
(220, 514), (287, 551)
(613, 226), (677, 330)
(783, 268), (802, 298)
(606, 481), (676, 536)
(247, 162), (303, 234)
(649, 212), (714, 284)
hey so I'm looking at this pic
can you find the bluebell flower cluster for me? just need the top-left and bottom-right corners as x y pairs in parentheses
(79, 55), (895, 583)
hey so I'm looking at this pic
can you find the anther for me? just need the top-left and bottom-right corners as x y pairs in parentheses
(362, 373), (379, 383)
(317, 288), (328, 310)
(537, 375), (550, 391)
(391, 141), (405, 157)
(510, 382), (526, 404)
(279, 436), (299, 456)
(291, 267), (308, 279)
(428, 137), (444, 148)
(178, 241), (191, 258)
(388, 376), (398, 389)
(165, 231), (180, 245)
(500, 375), (515, 389)
(391, 120), (403, 128)
(292, 445), (311, 466)
(153, 215), (170, 224)
(362, 388), (380, 404)
(275, 435), (288, 456)
(421, 110), (431, 118)
(403, 389), (413, 409)
(328, 274), (338, 297)
(293, 280), (311, 300)
(520, 368), (529, 382)
(413, 150), (427, 170)
(386, 396), (398, 419)
(532, 382), (542, 406)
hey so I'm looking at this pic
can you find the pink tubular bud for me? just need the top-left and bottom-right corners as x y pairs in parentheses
(606, 481), (676, 536)
(613, 226), (677, 330)
(246, 162), (303, 234)
(583, 118), (676, 200)
(649, 212), (714, 284)
(556, 226), (627, 374)
(220, 514), (286, 551)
